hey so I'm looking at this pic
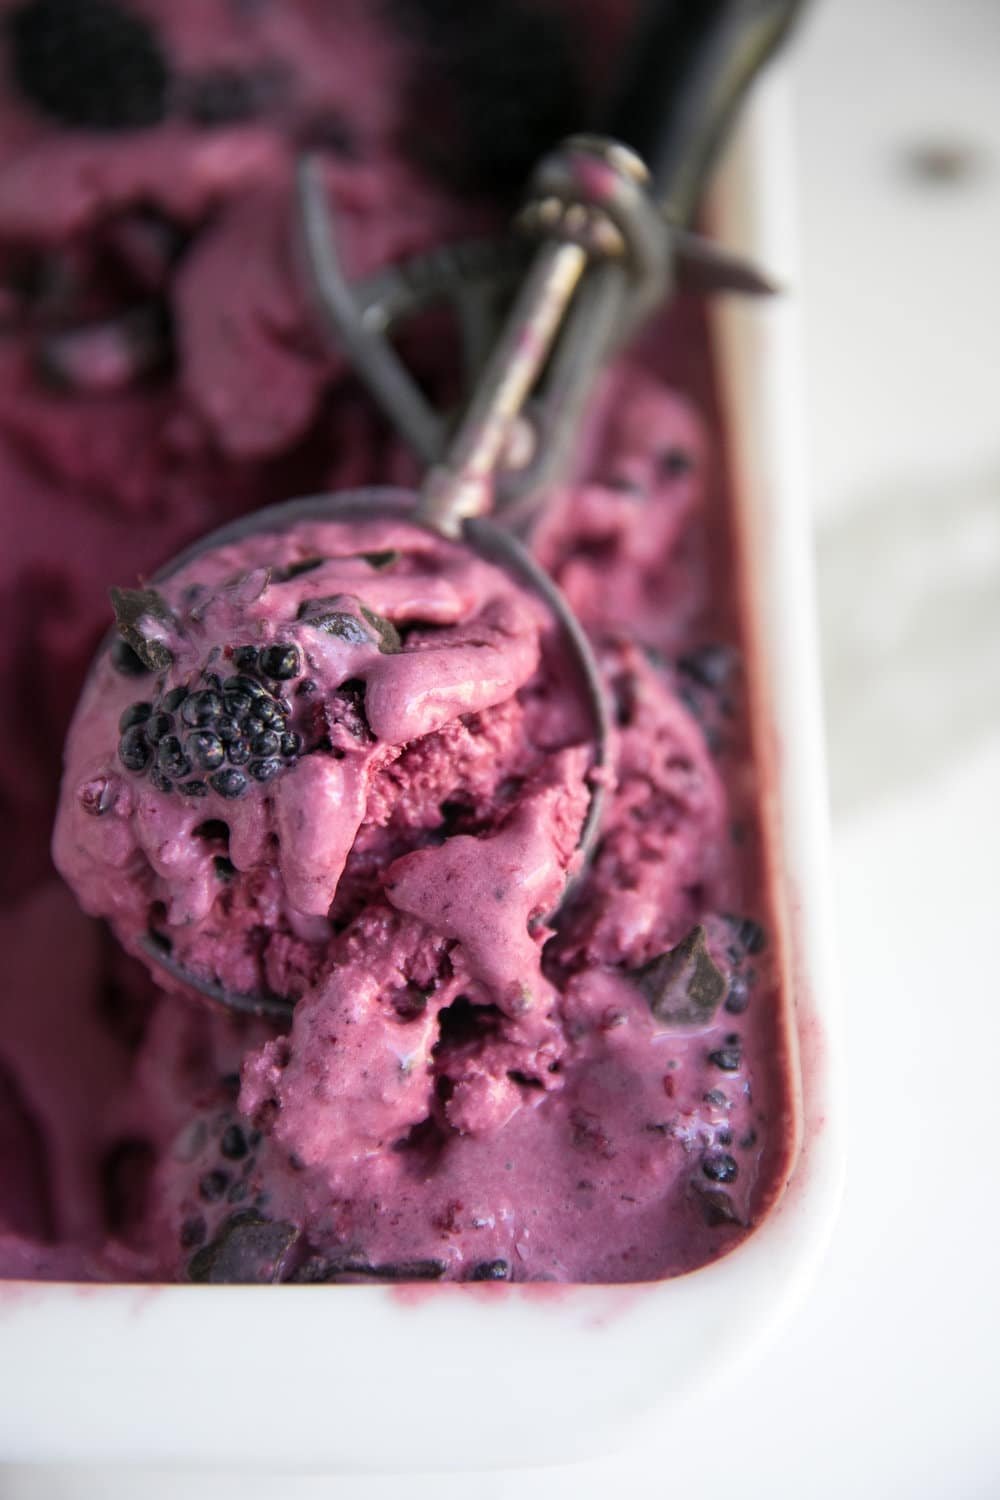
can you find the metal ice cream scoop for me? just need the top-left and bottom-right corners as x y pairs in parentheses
(107, 0), (807, 1019)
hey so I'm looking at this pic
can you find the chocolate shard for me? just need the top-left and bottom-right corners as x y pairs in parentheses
(299, 595), (401, 653)
(694, 1184), (745, 1229)
(272, 556), (325, 583)
(301, 604), (373, 646)
(109, 585), (175, 671)
(634, 925), (727, 1028)
(186, 1211), (299, 1284)
(359, 604), (401, 653)
(358, 549), (400, 571)
(292, 1256), (445, 1284)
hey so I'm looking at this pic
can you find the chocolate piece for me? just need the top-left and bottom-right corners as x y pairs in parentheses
(292, 1256), (445, 1284)
(695, 1187), (744, 1228)
(109, 586), (175, 672)
(300, 596), (401, 653)
(634, 926), (727, 1027)
(186, 1211), (299, 1284)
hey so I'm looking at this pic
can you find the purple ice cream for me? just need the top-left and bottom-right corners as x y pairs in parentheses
(0, 0), (796, 1283)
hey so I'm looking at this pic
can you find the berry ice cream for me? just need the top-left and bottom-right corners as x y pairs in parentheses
(0, 0), (796, 1283)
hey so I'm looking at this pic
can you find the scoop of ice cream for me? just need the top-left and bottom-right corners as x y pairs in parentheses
(53, 513), (594, 1009)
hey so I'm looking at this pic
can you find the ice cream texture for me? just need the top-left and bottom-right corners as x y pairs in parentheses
(0, 0), (795, 1283)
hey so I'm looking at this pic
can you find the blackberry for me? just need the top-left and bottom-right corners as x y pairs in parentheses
(118, 657), (297, 793)
(118, 701), (152, 732)
(198, 1169), (229, 1203)
(144, 711), (173, 744)
(220, 1125), (248, 1160)
(702, 1152), (739, 1184)
(186, 731), (224, 771)
(149, 767), (173, 794)
(8, 0), (171, 132)
(249, 757), (282, 783)
(225, 675), (266, 700)
(658, 447), (694, 480)
(157, 735), (191, 780)
(110, 638), (148, 676)
(251, 698), (281, 727)
(250, 729), (280, 758)
(117, 725), (150, 772)
(210, 768), (248, 800)
(469, 1259), (511, 1282)
(725, 915), (767, 958)
(223, 690), (254, 720)
(259, 644), (301, 681)
(180, 690), (222, 728)
(216, 716), (241, 744)
(708, 1042), (742, 1072)
(180, 1215), (207, 1249)
(724, 974), (751, 1015)
(677, 645), (739, 690)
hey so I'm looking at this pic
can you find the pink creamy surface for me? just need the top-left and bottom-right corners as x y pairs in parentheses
(0, 0), (795, 1283)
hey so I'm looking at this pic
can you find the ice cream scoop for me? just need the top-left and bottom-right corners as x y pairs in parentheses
(59, 0), (806, 1019)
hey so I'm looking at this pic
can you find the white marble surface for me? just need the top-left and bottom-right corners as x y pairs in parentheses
(4, 0), (999, 1494)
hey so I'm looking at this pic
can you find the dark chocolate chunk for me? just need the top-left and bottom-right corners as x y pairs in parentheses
(292, 1256), (445, 1284)
(696, 1187), (744, 1228)
(359, 605), (401, 654)
(110, 638), (149, 676)
(186, 1211), (299, 1284)
(634, 926), (727, 1027)
(303, 608), (373, 646)
(109, 585), (175, 671)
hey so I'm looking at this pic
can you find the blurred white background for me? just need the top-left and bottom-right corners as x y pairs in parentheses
(3, 0), (998, 1495)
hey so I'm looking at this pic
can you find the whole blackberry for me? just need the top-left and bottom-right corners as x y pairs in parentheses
(8, 0), (171, 131)
(115, 646), (304, 799)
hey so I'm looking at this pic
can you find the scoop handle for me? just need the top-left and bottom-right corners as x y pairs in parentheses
(601, 0), (808, 223)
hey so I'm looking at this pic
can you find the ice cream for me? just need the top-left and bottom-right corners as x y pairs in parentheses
(0, 0), (795, 1283)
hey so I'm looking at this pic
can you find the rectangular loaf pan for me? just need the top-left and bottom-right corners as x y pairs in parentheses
(0, 73), (844, 1473)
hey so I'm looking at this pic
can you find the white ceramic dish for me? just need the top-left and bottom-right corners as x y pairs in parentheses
(0, 73), (844, 1472)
